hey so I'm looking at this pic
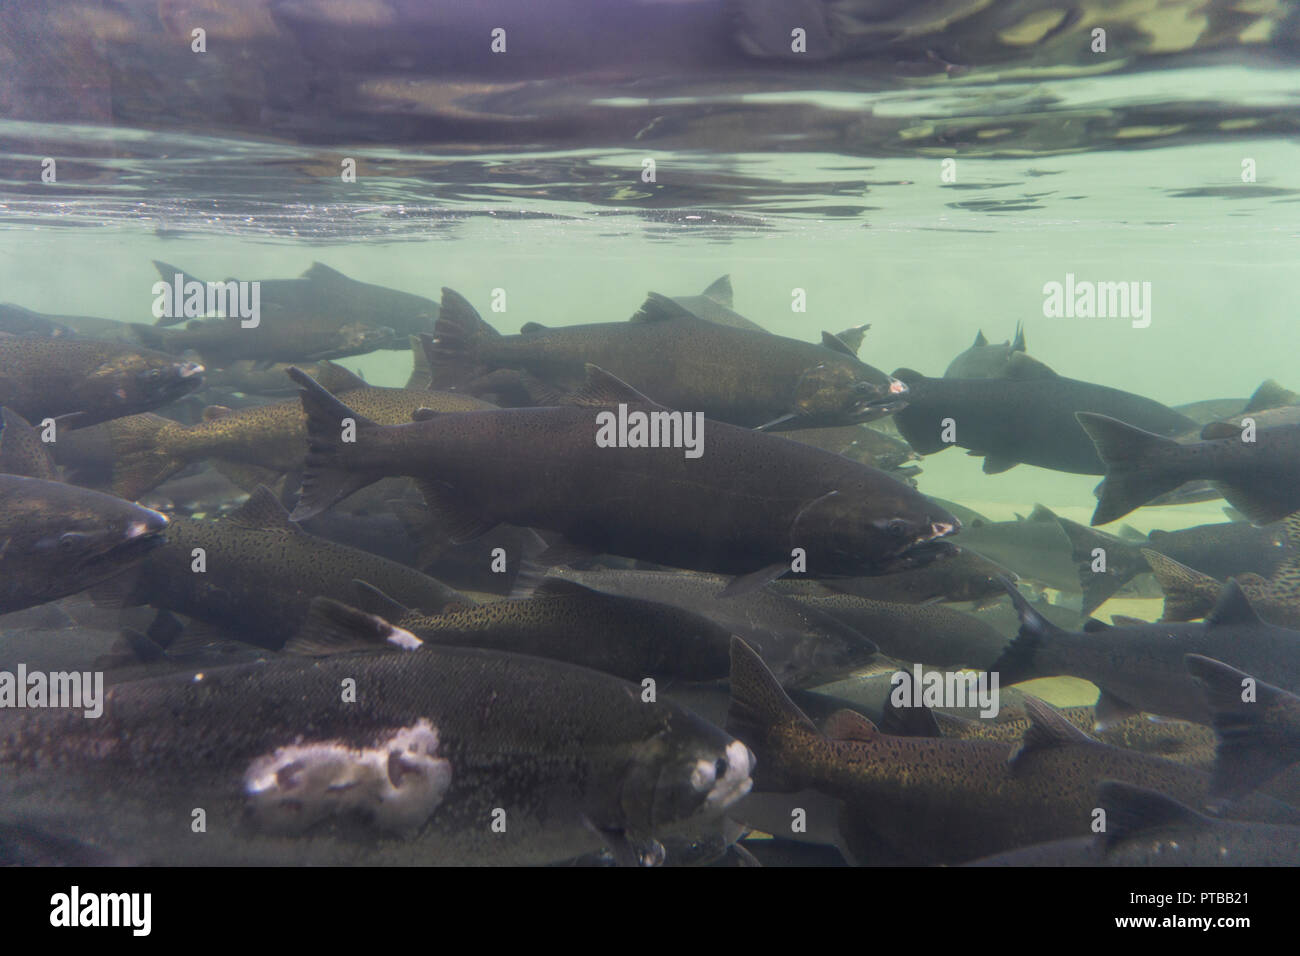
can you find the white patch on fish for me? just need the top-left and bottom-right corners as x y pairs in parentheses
(243, 719), (452, 834)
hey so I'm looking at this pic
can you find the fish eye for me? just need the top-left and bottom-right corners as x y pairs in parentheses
(58, 532), (89, 551)
(886, 519), (911, 538)
(853, 381), (872, 393)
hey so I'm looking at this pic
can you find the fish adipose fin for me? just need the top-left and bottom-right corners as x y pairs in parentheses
(1076, 412), (1187, 525)
(1185, 654), (1300, 808)
(286, 366), (383, 521)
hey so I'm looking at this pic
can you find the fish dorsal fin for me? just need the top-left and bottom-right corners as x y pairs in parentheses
(1200, 421), (1239, 441)
(301, 262), (349, 282)
(1243, 379), (1298, 413)
(1027, 504), (1057, 522)
(1205, 580), (1263, 628)
(350, 579), (415, 620)
(153, 260), (202, 285)
(1118, 524), (1146, 543)
(315, 360), (368, 394)
(1010, 696), (1095, 766)
(701, 275), (733, 306)
(631, 293), (697, 323)
(1082, 618), (1112, 632)
(1110, 614), (1147, 627)
(519, 321), (549, 333)
(823, 708), (879, 742)
(1000, 352), (1056, 380)
(532, 577), (602, 599)
(1099, 781), (1211, 848)
(227, 485), (293, 529)
(1012, 322), (1026, 352)
(973, 330), (988, 347)
(832, 324), (869, 355)
(819, 331), (856, 357)
(406, 334), (433, 389)
(202, 405), (234, 422)
(562, 365), (663, 408)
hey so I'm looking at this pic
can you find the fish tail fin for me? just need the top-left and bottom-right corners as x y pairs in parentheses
(104, 413), (186, 500)
(1141, 549), (1219, 621)
(287, 367), (383, 521)
(1076, 412), (1187, 525)
(428, 288), (499, 389)
(1054, 513), (1138, 615)
(990, 576), (1059, 685)
(726, 636), (821, 790)
(1185, 654), (1300, 807)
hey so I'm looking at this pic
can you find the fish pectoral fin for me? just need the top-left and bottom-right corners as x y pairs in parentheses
(1098, 781), (1212, 850)
(285, 597), (416, 657)
(754, 413), (798, 432)
(1093, 688), (1141, 731)
(981, 454), (1019, 475)
(414, 479), (497, 545)
(717, 563), (790, 599)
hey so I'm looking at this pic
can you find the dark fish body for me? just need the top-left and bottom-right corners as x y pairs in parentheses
(726, 639), (1299, 865)
(0, 336), (203, 429)
(0, 407), (57, 480)
(546, 568), (880, 687)
(1056, 513), (1291, 615)
(1081, 413), (1300, 525)
(0, 304), (71, 338)
(100, 487), (466, 649)
(780, 423), (921, 472)
(892, 370), (1194, 475)
(787, 593), (1008, 669)
(943, 326), (1031, 379)
(104, 362), (494, 500)
(289, 366), (958, 581)
(0, 474), (168, 613)
(1144, 547), (1300, 629)
(293, 578), (735, 683)
(0, 647), (753, 865)
(954, 507), (1080, 593)
(968, 782), (1300, 866)
(133, 261), (439, 367)
(994, 580), (1300, 727)
(668, 275), (766, 332)
(812, 547), (1011, 606)
(433, 289), (903, 430)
